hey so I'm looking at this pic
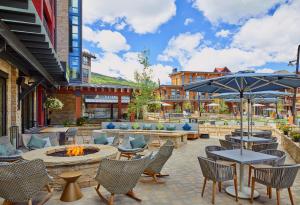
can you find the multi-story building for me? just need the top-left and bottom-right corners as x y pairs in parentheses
(0, 0), (68, 134)
(82, 51), (96, 83)
(158, 68), (231, 112)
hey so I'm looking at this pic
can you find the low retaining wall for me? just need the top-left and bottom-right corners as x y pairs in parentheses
(281, 134), (300, 163)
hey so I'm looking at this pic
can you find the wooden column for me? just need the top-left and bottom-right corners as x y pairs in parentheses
(75, 96), (81, 119)
(118, 95), (122, 120)
(37, 85), (45, 126)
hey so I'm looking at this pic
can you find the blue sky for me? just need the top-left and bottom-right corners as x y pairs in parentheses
(82, 0), (300, 84)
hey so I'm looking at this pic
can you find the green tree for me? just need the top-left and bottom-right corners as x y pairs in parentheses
(128, 50), (157, 119)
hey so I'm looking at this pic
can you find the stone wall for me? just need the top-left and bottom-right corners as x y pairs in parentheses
(0, 59), (21, 135)
(50, 93), (80, 124)
(281, 134), (300, 163)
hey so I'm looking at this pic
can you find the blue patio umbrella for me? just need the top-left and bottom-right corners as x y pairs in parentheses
(184, 72), (300, 154)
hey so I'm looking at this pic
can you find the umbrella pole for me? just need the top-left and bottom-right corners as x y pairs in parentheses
(240, 92), (244, 155)
(251, 101), (253, 136)
(247, 99), (250, 139)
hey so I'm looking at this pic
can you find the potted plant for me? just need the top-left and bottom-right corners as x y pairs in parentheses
(279, 124), (290, 135)
(290, 131), (300, 142)
(45, 97), (64, 125)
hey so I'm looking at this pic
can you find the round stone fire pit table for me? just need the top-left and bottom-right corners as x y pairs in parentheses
(21, 144), (118, 190)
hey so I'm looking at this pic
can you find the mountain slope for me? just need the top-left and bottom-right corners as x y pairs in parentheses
(91, 72), (137, 87)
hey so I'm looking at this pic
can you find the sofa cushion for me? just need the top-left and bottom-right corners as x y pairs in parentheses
(166, 124), (176, 131)
(143, 124), (152, 130)
(130, 136), (146, 149)
(156, 123), (164, 130)
(94, 135), (108, 145)
(106, 122), (115, 129)
(43, 137), (52, 147)
(182, 123), (192, 131)
(120, 124), (129, 130)
(27, 135), (47, 149)
(0, 145), (7, 156)
(132, 123), (140, 130)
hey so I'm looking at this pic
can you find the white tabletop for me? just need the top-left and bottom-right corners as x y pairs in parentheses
(211, 149), (278, 164)
(230, 136), (272, 143)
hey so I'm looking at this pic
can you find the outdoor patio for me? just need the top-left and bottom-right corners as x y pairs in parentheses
(2, 135), (298, 205)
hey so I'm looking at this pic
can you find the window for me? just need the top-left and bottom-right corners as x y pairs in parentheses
(196, 76), (205, 81)
(181, 75), (185, 85)
(186, 91), (189, 98)
(0, 75), (6, 135)
(82, 56), (89, 65)
(189, 75), (193, 83)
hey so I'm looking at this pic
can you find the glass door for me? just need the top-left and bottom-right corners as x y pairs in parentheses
(0, 77), (6, 136)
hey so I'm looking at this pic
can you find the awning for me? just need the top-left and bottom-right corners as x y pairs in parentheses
(85, 96), (130, 104)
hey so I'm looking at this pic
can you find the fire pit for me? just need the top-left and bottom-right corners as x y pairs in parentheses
(21, 144), (118, 190)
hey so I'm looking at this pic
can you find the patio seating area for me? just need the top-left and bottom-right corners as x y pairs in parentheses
(1, 134), (298, 205)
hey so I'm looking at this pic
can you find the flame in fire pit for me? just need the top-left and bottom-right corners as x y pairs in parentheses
(66, 146), (84, 156)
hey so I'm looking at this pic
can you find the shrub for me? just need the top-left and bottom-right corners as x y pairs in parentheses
(76, 117), (86, 126)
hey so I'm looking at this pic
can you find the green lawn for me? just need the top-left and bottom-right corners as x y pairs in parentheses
(91, 72), (137, 87)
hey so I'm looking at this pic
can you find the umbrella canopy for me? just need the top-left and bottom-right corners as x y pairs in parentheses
(207, 103), (219, 107)
(184, 72), (300, 156)
(224, 98), (278, 103)
(148, 101), (172, 107)
(253, 103), (265, 107)
(212, 91), (293, 100)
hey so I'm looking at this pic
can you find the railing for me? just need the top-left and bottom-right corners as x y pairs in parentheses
(161, 96), (209, 101)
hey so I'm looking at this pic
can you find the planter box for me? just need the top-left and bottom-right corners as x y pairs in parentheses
(281, 134), (300, 163)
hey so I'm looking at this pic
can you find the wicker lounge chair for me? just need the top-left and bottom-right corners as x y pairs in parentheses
(248, 149), (286, 187)
(219, 139), (241, 150)
(198, 156), (238, 204)
(92, 132), (119, 146)
(118, 135), (150, 159)
(94, 155), (152, 205)
(65, 127), (78, 144)
(251, 142), (278, 152)
(0, 159), (53, 205)
(0, 136), (22, 162)
(141, 140), (174, 184)
(250, 164), (300, 205)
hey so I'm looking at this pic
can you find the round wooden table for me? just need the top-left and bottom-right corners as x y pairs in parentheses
(59, 171), (83, 202)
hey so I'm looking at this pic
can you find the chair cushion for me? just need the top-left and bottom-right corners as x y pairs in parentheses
(120, 124), (129, 130)
(166, 124), (176, 131)
(130, 137), (146, 149)
(94, 135), (109, 145)
(27, 135), (47, 149)
(182, 123), (192, 131)
(106, 122), (115, 129)
(132, 123), (140, 130)
(156, 123), (164, 130)
(143, 124), (152, 130)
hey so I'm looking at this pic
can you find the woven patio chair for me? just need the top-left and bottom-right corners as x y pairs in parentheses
(0, 159), (53, 205)
(94, 155), (152, 205)
(92, 132), (120, 147)
(118, 135), (150, 159)
(251, 142), (278, 152)
(65, 127), (78, 144)
(248, 149), (286, 187)
(225, 135), (234, 141)
(205, 145), (236, 168)
(219, 139), (241, 150)
(250, 164), (300, 205)
(0, 136), (23, 162)
(141, 140), (174, 184)
(198, 156), (238, 204)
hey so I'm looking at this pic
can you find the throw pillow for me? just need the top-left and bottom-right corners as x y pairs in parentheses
(43, 137), (52, 147)
(132, 123), (140, 130)
(27, 135), (47, 149)
(130, 137), (146, 149)
(156, 123), (164, 130)
(0, 145), (8, 156)
(94, 135), (108, 145)
(106, 122), (115, 129)
(143, 124), (152, 130)
(120, 124), (129, 130)
(182, 123), (192, 131)
(166, 124), (176, 131)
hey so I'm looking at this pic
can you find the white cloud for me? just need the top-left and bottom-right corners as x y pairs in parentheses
(83, 0), (176, 34)
(215, 29), (231, 38)
(184, 18), (194, 26)
(185, 47), (270, 72)
(91, 52), (173, 84)
(158, 32), (204, 65)
(191, 0), (284, 24)
(83, 26), (130, 53)
(232, 1), (300, 62)
(255, 68), (275, 73)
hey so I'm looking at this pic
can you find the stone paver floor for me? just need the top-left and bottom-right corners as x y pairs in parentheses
(1, 136), (299, 205)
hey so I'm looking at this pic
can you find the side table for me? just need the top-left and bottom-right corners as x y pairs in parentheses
(59, 171), (83, 202)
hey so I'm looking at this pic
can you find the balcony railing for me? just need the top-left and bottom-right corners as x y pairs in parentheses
(161, 96), (210, 101)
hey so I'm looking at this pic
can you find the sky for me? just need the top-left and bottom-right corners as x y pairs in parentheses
(82, 0), (300, 84)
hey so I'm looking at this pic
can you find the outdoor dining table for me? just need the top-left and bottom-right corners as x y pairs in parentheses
(230, 136), (272, 149)
(211, 149), (278, 199)
(39, 127), (70, 145)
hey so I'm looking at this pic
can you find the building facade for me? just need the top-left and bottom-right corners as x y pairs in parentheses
(0, 0), (68, 135)
(158, 68), (231, 112)
(82, 51), (96, 83)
